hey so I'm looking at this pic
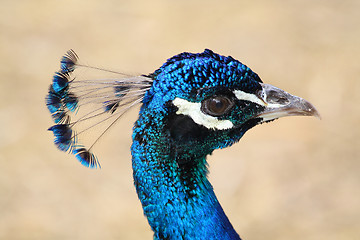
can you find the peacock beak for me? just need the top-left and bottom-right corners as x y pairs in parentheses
(255, 83), (320, 122)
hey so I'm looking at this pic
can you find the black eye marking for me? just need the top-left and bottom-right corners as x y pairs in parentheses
(201, 95), (234, 117)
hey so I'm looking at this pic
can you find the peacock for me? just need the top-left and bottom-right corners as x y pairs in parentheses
(46, 49), (319, 239)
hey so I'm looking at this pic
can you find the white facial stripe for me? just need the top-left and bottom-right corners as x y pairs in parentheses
(259, 112), (290, 122)
(172, 98), (233, 130)
(234, 89), (288, 122)
(234, 90), (266, 106)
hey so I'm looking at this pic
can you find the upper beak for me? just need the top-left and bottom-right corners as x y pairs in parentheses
(256, 83), (320, 121)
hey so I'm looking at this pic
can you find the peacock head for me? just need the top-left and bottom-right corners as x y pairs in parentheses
(47, 49), (319, 168)
(140, 49), (319, 158)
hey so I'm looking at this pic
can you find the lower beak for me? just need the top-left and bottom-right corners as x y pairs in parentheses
(256, 83), (320, 122)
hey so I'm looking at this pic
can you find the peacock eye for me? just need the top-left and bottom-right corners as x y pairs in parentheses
(201, 95), (234, 117)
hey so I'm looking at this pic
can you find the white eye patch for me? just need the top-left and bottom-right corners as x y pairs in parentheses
(234, 90), (266, 106)
(172, 98), (233, 130)
(234, 89), (285, 109)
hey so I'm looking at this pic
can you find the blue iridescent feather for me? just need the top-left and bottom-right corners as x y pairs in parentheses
(73, 148), (100, 169)
(46, 50), (149, 169)
(64, 92), (78, 112)
(45, 90), (62, 114)
(51, 111), (68, 124)
(52, 71), (70, 93)
(48, 124), (74, 152)
(103, 101), (119, 113)
(60, 49), (78, 73)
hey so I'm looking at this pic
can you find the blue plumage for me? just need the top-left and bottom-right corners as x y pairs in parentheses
(60, 49), (78, 73)
(73, 148), (100, 168)
(63, 92), (78, 112)
(48, 124), (74, 152)
(46, 49), (319, 239)
(46, 50), (100, 168)
(131, 50), (262, 239)
(51, 72), (70, 93)
(45, 90), (62, 115)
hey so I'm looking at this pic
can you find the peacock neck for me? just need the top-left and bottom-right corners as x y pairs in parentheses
(131, 106), (241, 240)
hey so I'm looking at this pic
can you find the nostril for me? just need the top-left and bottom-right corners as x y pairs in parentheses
(275, 96), (289, 104)
(266, 90), (290, 105)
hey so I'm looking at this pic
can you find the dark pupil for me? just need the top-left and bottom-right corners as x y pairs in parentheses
(209, 98), (226, 113)
(201, 95), (233, 117)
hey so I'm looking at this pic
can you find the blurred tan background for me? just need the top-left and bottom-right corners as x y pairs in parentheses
(1, 0), (359, 239)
